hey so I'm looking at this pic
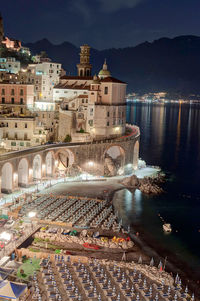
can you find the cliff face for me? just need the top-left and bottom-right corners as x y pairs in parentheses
(25, 35), (200, 95)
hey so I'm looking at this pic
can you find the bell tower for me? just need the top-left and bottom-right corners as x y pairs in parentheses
(77, 44), (92, 77)
(0, 13), (4, 43)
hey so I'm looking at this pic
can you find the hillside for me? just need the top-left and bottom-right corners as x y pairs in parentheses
(25, 36), (200, 95)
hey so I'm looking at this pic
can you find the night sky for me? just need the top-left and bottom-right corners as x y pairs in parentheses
(2, 0), (200, 49)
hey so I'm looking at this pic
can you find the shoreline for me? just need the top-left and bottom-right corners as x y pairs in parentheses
(128, 224), (200, 298)
(32, 180), (200, 298)
(109, 187), (200, 299)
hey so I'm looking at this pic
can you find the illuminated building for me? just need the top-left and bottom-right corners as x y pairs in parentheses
(0, 57), (21, 74)
(54, 45), (126, 142)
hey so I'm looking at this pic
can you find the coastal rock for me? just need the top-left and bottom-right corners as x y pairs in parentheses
(104, 156), (117, 176)
(121, 175), (139, 187)
(120, 173), (165, 195)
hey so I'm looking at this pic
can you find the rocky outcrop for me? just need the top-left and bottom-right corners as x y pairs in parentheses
(65, 163), (82, 177)
(104, 156), (117, 176)
(120, 173), (165, 195)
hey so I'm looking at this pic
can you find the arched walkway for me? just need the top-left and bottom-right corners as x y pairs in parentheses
(58, 149), (74, 169)
(33, 154), (42, 180)
(46, 152), (54, 177)
(133, 141), (139, 170)
(1, 163), (13, 193)
(18, 158), (29, 187)
(104, 145), (125, 176)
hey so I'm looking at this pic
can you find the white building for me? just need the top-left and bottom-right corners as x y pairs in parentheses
(33, 62), (62, 100)
(55, 45), (127, 142)
(0, 57), (21, 74)
(0, 116), (48, 150)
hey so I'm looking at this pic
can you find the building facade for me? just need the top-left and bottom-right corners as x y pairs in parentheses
(0, 83), (34, 108)
(0, 57), (21, 74)
(54, 45), (127, 142)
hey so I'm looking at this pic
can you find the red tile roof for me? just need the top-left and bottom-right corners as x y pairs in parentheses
(60, 75), (93, 80)
(100, 77), (126, 84)
(78, 95), (88, 98)
(54, 83), (90, 90)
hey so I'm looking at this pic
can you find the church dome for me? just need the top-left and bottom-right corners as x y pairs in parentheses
(98, 59), (111, 79)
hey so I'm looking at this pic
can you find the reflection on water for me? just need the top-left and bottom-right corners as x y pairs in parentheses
(121, 103), (200, 279)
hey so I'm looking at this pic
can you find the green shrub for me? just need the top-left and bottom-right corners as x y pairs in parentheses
(64, 134), (72, 142)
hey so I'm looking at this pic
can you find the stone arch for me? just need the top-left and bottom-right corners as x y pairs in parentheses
(45, 151), (54, 177)
(18, 158), (29, 187)
(133, 141), (139, 170)
(104, 145), (125, 176)
(58, 149), (75, 169)
(33, 154), (42, 180)
(1, 162), (13, 193)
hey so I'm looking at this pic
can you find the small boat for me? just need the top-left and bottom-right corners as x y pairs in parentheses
(83, 243), (100, 250)
(163, 223), (172, 233)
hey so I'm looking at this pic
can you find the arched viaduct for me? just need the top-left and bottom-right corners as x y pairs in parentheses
(0, 125), (140, 194)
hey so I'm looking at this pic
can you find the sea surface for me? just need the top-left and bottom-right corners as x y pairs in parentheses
(113, 102), (200, 291)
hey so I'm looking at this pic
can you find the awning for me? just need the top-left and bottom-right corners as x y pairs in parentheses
(0, 280), (27, 299)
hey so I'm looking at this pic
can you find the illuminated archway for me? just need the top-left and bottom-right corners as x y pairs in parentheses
(1, 162), (13, 193)
(104, 145), (125, 176)
(58, 149), (75, 169)
(18, 158), (29, 187)
(46, 151), (54, 176)
(133, 141), (139, 170)
(33, 154), (42, 180)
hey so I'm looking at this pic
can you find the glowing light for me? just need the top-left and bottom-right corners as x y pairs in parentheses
(13, 173), (17, 181)
(28, 211), (36, 218)
(118, 167), (124, 175)
(127, 164), (132, 168)
(88, 161), (94, 167)
(29, 168), (33, 175)
(81, 174), (87, 180)
(42, 164), (46, 170)
(55, 160), (58, 167)
(115, 127), (120, 132)
(0, 232), (11, 241)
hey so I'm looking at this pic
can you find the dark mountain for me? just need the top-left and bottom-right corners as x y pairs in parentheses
(25, 36), (200, 95)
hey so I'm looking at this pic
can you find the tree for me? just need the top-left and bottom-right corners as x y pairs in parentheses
(79, 128), (85, 133)
(64, 134), (71, 142)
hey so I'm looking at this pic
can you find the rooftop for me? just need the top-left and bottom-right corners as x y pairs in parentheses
(100, 77), (126, 84)
(60, 75), (93, 80)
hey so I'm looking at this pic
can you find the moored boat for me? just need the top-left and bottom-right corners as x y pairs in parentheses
(163, 223), (172, 233)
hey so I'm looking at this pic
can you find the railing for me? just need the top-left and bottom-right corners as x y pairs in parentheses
(0, 124), (140, 161)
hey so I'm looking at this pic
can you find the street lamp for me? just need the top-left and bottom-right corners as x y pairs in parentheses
(88, 161), (94, 167)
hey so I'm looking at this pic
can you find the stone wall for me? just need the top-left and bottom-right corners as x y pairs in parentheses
(0, 125), (140, 192)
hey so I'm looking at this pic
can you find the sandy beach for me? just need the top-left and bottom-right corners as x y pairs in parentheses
(38, 180), (200, 299)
